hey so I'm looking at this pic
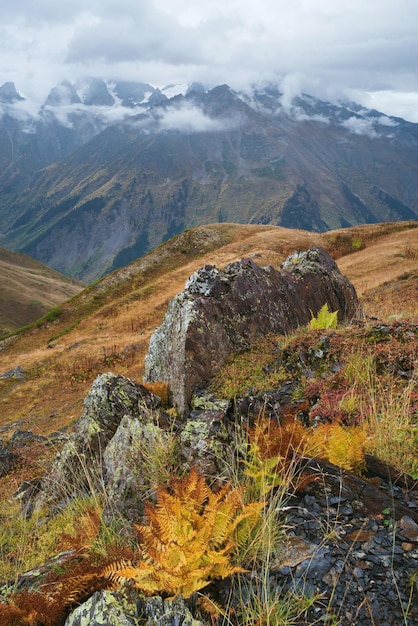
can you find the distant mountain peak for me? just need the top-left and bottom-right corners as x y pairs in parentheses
(44, 80), (82, 107)
(0, 78), (416, 281)
(0, 81), (24, 103)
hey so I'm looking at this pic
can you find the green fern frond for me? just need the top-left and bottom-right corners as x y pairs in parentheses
(309, 303), (338, 330)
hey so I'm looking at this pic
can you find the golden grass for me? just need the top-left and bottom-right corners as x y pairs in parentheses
(0, 221), (416, 441)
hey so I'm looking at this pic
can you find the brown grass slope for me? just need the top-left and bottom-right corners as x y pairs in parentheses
(0, 221), (416, 440)
(0, 247), (85, 335)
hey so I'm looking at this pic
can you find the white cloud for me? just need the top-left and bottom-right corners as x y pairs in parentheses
(376, 115), (398, 127)
(341, 116), (379, 138)
(1, 0), (418, 122)
(359, 90), (418, 123)
(156, 101), (238, 133)
(42, 103), (137, 128)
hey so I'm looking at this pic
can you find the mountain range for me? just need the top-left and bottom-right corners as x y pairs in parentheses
(0, 78), (417, 281)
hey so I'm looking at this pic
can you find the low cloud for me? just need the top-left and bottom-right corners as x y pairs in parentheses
(156, 101), (239, 133)
(341, 116), (379, 138)
(0, 99), (41, 130)
(376, 115), (398, 127)
(45, 102), (143, 129)
(290, 108), (331, 124)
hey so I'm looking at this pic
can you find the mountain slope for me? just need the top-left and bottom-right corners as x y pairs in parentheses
(0, 82), (417, 281)
(0, 247), (84, 336)
(0, 220), (415, 438)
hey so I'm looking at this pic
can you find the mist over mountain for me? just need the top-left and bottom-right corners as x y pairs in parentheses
(0, 78), (417, 281)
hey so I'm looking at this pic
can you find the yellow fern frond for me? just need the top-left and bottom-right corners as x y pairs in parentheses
(102, 559), (139, 586)
(307, 423), (367, 472)
(309, 303), (338, 330)
(105, 468), (258, 598)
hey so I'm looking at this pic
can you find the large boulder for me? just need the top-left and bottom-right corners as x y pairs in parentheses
(144, 247), (361, 414)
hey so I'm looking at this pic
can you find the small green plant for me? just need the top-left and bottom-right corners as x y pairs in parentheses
(364, 376), (418, 477)
(351, 236), (363, 251)
(132, 416), (182, 498)
(309, 304), (338, 330)
(230, 579), (319, 626)
(0, 496), (103, 582)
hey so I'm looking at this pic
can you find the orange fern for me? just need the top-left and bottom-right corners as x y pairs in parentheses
(103, 468), (263, 597)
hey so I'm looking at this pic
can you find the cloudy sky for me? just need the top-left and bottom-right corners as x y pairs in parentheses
(1, 0), (418, 121)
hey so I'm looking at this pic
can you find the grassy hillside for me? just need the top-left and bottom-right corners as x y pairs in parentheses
(0, 221), (416, 440)
(0, 247), (84, 336)
(0, 220), (416, 625)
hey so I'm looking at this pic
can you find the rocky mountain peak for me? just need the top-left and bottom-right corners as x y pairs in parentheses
(0, 81), (24, 103)
(79, 77), (115, 107)
(44, 80), (82, 107)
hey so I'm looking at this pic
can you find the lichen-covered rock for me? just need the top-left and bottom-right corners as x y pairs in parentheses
(142, 595), (205, 626)
(31, 373), (162, 515)
(64, 592), (206, 626)
(64, 589), (140, 626)
(177, 410), (233, 476)
(102, 414), (172, 523)
(0, 365), (24, 379)
(144, 248), (361, 414)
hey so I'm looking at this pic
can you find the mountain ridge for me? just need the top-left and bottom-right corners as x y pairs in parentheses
(0, 80), (417, 280)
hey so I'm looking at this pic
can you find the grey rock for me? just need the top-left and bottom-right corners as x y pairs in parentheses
(144, 248), (361, 414)
(31, 372), (162, 515)
(64, 589), (139, 626)
(10, 429), (47, 448)
(177, 409), (233, 477)
(65, 592), (205, 626)
(0, 365), (24, 379)
(143, 595), (205, 626)
(102, 414), (174, 523)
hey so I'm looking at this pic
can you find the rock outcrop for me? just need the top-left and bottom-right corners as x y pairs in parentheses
(144, 247), (361, 414)
(30, 372), (162, 517)
(64, 591), (204, 626)
(26, 372), (235, 521)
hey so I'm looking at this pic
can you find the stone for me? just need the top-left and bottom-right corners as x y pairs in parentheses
(177, 409), (233, 476)
(10, 430), (47, 448)
(64, 589), (139, 626)
(398, 516), (418, 542)
(64, 591), (206, 626)
(0, 365), (24, 379)
(102, 414), (173, 524)
(142, 595), (205, 626)
(0, 443), (18, 477)
(144, 248), (361, 414)
(30, 372), (162, 515)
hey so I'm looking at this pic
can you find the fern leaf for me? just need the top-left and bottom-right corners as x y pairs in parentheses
(309, 303), (338, 330)
(106, 468), (260, 598)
